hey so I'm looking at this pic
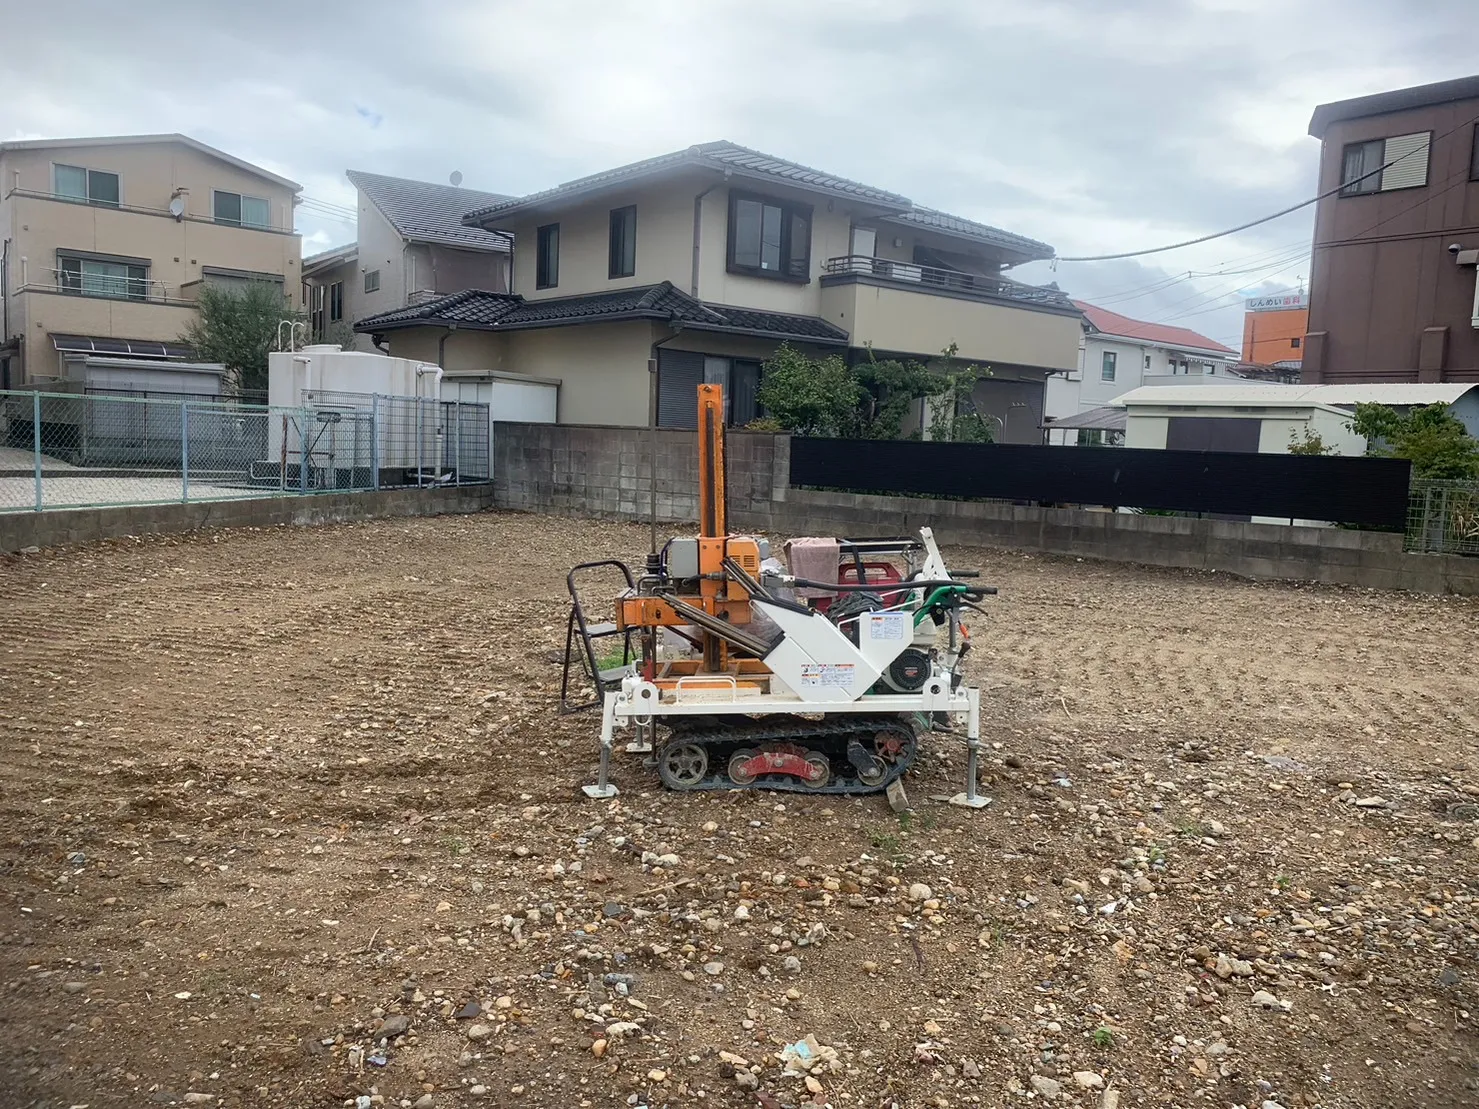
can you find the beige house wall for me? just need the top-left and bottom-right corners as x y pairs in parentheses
(354, 202), (408, 321)
(695, 183), (855, 314)
(1, 138), (302, 384)
(506, 175), (701, 302)
(382, 321), (653, 425)
(11, 290), (199, 380)
(821, 280), (1080, 370)
(505, 322), (654, 425)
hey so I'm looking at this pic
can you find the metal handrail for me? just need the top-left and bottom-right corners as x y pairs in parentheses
(822, 255), (1074, 308)
(3, 187), (296, 234)
(20, 267), (194, 306)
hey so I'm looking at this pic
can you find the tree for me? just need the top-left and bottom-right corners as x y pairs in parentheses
(754, 343), (862, 436)
(180, 282), (305, 395)
(1349, 402), (1479, 480)
(1287, 427), (1336, 455)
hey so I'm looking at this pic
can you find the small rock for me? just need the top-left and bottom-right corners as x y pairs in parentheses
(414, 1097), (434, 1109)
(703, 961), (725, 976)
(469, 1086), (487, 1097)
(908, 883), (933, 902)
(1354, 796), (1388, 808)
(466, 1022), (494, 1042)
(805, 1075), (824, 1094)
(62, 981), (86, 994)
(19, 545), (40, 556)
(962, 1059), (981, 1078)
(182, 1097), (213, 1107)
(456, 1001), (481, 1020)
(702, 821), (719, 833)
(1262, 1101), (1289, 1109)
(783, 955), (802, 974)
(1250, 989), (1292, 1012)
(733, 905), (750, 921)
(592, 1038), (608, 1057)
(603, 901), (626, 919)
(1029, 1075), (1061, 1098)
(1073, 1071), (1104, 1089)
(735, 1070), (759, 1090)
(379, 1014), (411, 1039)
(647, 1068), (667, 1082)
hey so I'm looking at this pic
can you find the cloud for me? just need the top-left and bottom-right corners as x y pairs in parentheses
(1, 0), (1470, 353)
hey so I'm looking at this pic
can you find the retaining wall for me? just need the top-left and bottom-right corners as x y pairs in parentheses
(492, 421), (1479, 596)
(0, 485), (495, 554)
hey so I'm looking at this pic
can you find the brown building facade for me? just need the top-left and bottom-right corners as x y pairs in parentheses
(1304, 75), (1479, 383)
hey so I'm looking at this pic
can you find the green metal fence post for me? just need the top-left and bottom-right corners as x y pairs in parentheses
(32, 390), (42, 511)
(181, 402), (190, 503)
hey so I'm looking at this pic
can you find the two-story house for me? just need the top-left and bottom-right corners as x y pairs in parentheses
(0, 133), (301, 389)
(1043, 300), (1239, 443)
(1304, 74), (1479, 383)
(301, 170), (511, 351)
(354, 141), (1081, 440)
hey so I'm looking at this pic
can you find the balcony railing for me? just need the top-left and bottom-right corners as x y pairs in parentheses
(4, 187), (296, 234)
(20, 268), (194, 307)
(822, 255), (1075, 310)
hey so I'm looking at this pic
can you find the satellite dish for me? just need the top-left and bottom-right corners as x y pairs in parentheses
(168, 196), (186, 220)
(449, 170), (463, 187)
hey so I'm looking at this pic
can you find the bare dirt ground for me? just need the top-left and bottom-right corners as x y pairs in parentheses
(1, 512), (1476, 1109)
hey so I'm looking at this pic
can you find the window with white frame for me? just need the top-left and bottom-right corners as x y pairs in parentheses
(364, 270), (380, 294)
(213, 190), (271, 228)
(54, 164), (119, 207)
(1101, 351), (1116, 381)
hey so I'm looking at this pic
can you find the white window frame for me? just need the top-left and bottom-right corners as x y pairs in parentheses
(1339, 131), (1431, 196)
(1100, 351), (1116, 382)
(211, 188), (273, 229)
(364, 269), (381, 294)
(52, 162), (121, 206)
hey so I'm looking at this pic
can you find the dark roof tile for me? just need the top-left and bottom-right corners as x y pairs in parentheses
(463, 141), (910, 224)
(348, 170), (513, 252)
(355, 282), (848, 345)
(882, 206), (1054, 261)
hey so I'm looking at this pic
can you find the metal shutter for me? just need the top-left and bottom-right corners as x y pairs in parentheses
(657, 350), (704, 428)
(1381, 132), (1430, 190)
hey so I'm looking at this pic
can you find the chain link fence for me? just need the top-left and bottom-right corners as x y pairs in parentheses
(0, 389), (490, 513)
(1406, 478), (1479, 556)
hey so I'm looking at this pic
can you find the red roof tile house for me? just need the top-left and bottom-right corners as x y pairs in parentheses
(1043, 300), (1239, 444)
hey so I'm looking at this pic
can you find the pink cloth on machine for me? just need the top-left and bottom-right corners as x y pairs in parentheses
(786, 537), (840, 600)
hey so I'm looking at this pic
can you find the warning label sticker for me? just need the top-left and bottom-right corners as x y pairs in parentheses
(799, 663), (855, 688)
(866, 610), (909, 642)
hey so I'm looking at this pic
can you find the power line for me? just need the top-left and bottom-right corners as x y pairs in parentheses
(1054, 108), (1479, 264)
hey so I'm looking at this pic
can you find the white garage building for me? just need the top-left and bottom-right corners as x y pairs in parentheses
(1113, 385), (1368, 455)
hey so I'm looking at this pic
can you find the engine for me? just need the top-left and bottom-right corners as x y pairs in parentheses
(827, 591), (933, 694)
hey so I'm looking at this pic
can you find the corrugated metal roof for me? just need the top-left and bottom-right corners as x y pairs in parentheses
(1306, 384), (1477, 405)
(1043, 406), (1127, 431)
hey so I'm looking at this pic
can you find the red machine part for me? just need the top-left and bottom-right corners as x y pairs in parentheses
(728, 743), (829, 786)
(813, 560), (907, 614)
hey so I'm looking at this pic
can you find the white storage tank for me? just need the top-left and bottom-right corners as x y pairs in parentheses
(266, 346), (445, 478)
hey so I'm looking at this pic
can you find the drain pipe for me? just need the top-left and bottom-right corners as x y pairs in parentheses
(416, 361), (444, 483)
(690, 184), (721, 298)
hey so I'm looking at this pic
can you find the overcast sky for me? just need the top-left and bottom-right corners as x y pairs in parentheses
(5, 0), (1473, 351)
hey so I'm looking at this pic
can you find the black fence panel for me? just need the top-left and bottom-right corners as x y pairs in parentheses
(789, 439), (1412, 529)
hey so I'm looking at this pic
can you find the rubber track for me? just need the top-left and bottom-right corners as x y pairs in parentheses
(657, 714), (919, 794)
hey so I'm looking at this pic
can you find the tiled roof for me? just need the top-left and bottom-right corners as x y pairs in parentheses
(347, 170), (513, 252)
(462, 141), (912, 224)
(882, 207), (1054, 261)
(1074, 301), (1236, 355)
(355, 282), (849, 345)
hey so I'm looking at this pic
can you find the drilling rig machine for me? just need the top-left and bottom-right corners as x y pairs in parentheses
(565, 383), (994, 806)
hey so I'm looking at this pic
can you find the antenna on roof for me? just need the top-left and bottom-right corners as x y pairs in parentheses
(449, 170), (463, 187)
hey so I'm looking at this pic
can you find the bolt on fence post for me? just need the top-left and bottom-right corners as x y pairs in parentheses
(32, 390), (42, 511)
(371, 394), (380, 490)
(181, 402), (190, 503)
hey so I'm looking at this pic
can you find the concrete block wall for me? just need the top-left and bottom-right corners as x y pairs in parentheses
(490, 422), (1479, 596)
(0, 485), (494, 553)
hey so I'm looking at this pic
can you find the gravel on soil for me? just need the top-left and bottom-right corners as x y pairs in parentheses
(0, 511), (1476, 1108)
